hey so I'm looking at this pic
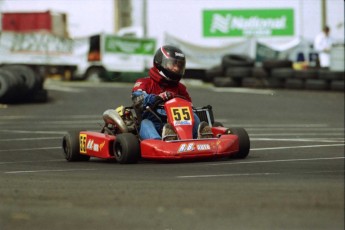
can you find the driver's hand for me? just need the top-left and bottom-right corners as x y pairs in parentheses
(159, 91), (175, 101)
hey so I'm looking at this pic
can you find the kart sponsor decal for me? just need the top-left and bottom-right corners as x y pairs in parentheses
(178, 143), (211, 153)
(197, 144), (211, 151)
(171, 107), (192, 126)
(178, 143), (195, 152)
(100, 141), (106, 151)
(79, 134), (87, 154)
(86, 139), (101, 152)
(174, 120), (192, 126)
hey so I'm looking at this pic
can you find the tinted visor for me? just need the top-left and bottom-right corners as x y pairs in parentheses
(161, 58), (185, 76)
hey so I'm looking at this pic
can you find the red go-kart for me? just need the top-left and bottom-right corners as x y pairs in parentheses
(62, 97), (250, 163)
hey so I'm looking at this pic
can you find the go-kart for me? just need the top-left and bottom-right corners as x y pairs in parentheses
(62, 96), (250, 163)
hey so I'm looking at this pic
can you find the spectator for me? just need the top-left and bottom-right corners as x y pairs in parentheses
(313, 25), (333, 68)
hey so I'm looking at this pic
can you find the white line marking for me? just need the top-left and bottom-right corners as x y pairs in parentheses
(177, 170), (344, 179)
(0, 137), (61, 142)
(0, 160), (64, 165)
(0, 130), (66, 135)
(212, 87), (275, 95)
(0, 147), (61, 152)
(4, 169), (97, 174)
(251, 138), (345, 143)
(250, 133), (344, 136)
(207, 156), (345, 166)
(251, 143), (345, 151)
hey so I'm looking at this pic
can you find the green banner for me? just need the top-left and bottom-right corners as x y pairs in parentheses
(104, 35), (156, 54)
(203, 9), (294, 37)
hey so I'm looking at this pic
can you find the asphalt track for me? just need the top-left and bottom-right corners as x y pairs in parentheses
(0, 79), (344, 230)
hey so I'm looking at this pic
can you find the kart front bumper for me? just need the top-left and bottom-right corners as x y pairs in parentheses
(140, 134), (239, 160)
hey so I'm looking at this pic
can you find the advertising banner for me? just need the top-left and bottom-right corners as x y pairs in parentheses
(203, 9), (294, 37)
(101, 34), (156, 72)
(165, 33), (255, 69)
(104, 35), (156, 55)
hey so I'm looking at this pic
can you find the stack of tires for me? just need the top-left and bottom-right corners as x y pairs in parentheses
(205, 56), (344, 92)
(0, 65), (47, 103)
(264, 62), (344, 91)
(206, 54), (255, 87)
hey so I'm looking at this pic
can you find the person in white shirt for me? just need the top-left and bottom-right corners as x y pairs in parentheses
(313, 26), (333, 68)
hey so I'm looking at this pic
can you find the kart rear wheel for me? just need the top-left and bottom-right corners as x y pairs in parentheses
(229, 128), (250, 159)
(114, 133), (140, 164)
(62, 130), (90, 162)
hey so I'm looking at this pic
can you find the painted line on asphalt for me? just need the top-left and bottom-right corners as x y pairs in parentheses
(0, 147), (61, 152)
(0, 137), (61, 142)
(250, 138), (344, 143)
(4, 168), (97, 174)
(211, 87), (275, 95)
(0, 159), (64, 165)
(0, 130), (66, 135)
(177, 169), (344, 179)
(251, 143), (345, 151)
(206, 156), (345, 166)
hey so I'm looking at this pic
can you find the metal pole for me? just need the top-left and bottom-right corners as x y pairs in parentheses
(321, 0), (327, 29)
(142, 0), (147, 37)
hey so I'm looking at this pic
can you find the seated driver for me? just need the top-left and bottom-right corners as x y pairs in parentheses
(131, 45), (212, 141)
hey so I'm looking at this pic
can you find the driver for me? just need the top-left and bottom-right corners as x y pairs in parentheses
(131, 45), (211, 140)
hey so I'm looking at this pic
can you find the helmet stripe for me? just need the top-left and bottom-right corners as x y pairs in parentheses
(161, 46), (170, 58)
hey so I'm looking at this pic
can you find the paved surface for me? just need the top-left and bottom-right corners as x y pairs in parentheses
(0, 79), (344, 230)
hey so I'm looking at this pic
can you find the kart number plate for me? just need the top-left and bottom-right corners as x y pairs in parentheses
(170, 107), (192, 125)
(80, 134), (87, 153)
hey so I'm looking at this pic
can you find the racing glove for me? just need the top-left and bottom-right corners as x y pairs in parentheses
(159, 91), (175, 101)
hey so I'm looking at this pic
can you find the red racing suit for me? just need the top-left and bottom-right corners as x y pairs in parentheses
(132, 67), (191, 101)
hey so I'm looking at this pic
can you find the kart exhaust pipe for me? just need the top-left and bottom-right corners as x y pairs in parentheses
(102, 109), (128, 133)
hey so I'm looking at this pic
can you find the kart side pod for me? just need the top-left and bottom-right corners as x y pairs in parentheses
(102, 109), (128, 133)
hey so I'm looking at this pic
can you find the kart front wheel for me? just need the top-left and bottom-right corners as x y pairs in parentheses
(114, 133), (140, 164)
(229, 128), (250, 159)
(62, 130), (90, 162)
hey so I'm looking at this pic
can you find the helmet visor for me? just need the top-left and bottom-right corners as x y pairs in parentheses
(161, 58), (185, 76)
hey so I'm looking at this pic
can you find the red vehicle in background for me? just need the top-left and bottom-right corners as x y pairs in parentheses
(62, 97), (250, 163)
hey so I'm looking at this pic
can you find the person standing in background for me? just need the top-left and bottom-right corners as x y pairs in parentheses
(313, 25), (333, 68)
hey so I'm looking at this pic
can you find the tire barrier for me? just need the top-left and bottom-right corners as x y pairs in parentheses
(205, 55), (344, 92)
(0, 65), (47, 103)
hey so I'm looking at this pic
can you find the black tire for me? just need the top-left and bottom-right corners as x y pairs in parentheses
(305, 79), (329, 90)
(229, 128), (250, 159)
(2, 65), (39, 94)
(225, 67), (252, 79)
(294, 69), (318, 79)
(213, 76), (240, 87)
(62, 130), (90, 162)
(251, 67), (269, 79)
(30, 89), (48, 103)
(0, 69), (23, 103)
(271, 68), (294, 79)
(205, 65), (223, 82)
(222, 54), (255, 68)
(242, 77), (266, 88)
(318, 69), (344, 80)
(84, 66), (106, 81)
(262, 60), (293, 71)
(330, 80), (344, 91)
(285, 78), (305, 89)
(113, 133), (140, 164)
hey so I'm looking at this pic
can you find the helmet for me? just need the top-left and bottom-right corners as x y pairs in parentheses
(153, 45), (186, 84)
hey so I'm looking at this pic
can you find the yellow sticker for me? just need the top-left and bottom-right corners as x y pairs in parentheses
(170, 107), (191, 121)
(79, 134), (87, 154)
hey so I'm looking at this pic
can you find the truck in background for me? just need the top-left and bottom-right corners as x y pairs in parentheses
(0, 11), (156, 81)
